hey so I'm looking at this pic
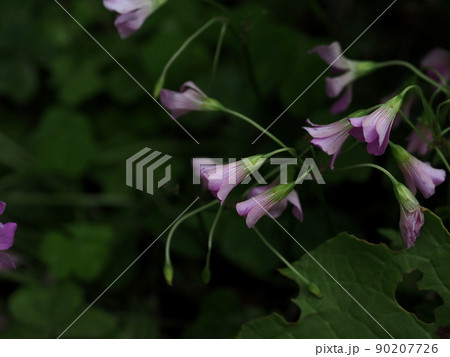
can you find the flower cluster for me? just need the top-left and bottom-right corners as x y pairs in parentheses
(102, 5), (449, 253)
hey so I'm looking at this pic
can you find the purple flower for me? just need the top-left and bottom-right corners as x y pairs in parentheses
(309, 42), (376, 114)
(0, 201), (17, 270)
(160, 81), (222, 119)
(236, 182), (301, 228)
(303, 118), (353, 169)
(349, 94), (404, 156)
(421, 48), (450, 83)
(406, 124), (433, 157)
(390, 143), (445, 199)
(103, 0), (167, 39)
(201, 155), (267, 204)
(393, 182), (424, 249)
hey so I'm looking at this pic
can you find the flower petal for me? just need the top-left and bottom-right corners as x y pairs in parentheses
(308, 42), (352, 71)
(0, 222), (16, 251)
(103, 0), (149, 14)
(331, 85), (353, 114)
(114, 6), (152, 39)
(286, 191), (303, 222)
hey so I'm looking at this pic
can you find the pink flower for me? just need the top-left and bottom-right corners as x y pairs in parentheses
(309, 42), (376, 114)
(0, 201), (17, 270)
(349, 94), (404, 156)
(303, 117), (353, 169)
(103, 0), (167, 39)
(390, 143), (445, 199)
(393, 182), (424, 249)
(406, 124), (433, 156)
(160, 81), (222, 118)
(236, 182), (301, 228)
(201, 155), (267, 204)
(421, 48), (450, 83)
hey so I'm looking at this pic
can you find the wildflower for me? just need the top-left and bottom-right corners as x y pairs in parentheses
(0, 201), (17, 270)
(160, 81), (222, 118)
(392, 181), (424, 249)
(236, 182), (301, 228)
(201, 155), (267, 204)
(309, 41), (376, 114)
(406, 124), (433, 156)
(349, 94), (404, 155)
(303, 117), (353, 169)
(103, 0), (167, 39)
(421, 48), (450, 83)
(390, 142), (445, 199)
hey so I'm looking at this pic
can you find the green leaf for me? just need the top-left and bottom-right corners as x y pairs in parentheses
(238, 210), (450, 338)
(62, 308), (118, 338)
(8, 283), (83, 336)
(40, 224), (114, 281)
(33, 108), (97, 178)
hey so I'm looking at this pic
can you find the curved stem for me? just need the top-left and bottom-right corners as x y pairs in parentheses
(437, 99), (450, 120)
(341, 163), (398, 184)
(377, 60), (449, 95)
(208, 21), (228, 92)
(154, 17), (224, 96)
(164, 200), (219, 285)
(253, 228), (321, 298)
(221, 107), (296, 156)
(202, 204), (224, 283)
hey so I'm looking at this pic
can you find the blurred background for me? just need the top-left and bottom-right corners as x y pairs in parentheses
(0, 0), (449, 338)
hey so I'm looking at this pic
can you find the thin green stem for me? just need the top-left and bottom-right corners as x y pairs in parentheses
(202, 204), (224, 283)
(221, 107), (296, 156)
(437, 99), (450, 120)
(154, 17), (224, 96)
(341, 163), (398, 184)
(253, 228), (321, 298)
(377, 61), (449, 95)
(265, 147), (296, 158)
(164, 200), (219, 285)
(208, 21), (228, 92)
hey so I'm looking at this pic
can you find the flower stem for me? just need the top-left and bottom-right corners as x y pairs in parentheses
(202, 204), (224, 284)
(253, 227), (322, 298)
(376, 60), (449, 95)
(221, 107), (296, 156)
(164, 200), (219, 285)
(208, 21), (228, 92)
(341, 163), (398, 185)
(154, 17), (225, 97)
(265, 147), (296, 158)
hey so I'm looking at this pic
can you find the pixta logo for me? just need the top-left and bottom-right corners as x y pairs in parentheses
(126, 148), (172, 195)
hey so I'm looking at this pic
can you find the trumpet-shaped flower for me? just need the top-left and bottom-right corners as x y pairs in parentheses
(421, 47), (450, 83)
(390, 143), (445, 199)
(406, 124), (433, 156)
(303, 118), (353, 169)
(103, 0), (167, 39)
(0, 201), (17, 270)
(236, 182), (301, 228)
(309, 42), (376, 114)
(349, 94), (404, 156)
(201, 155), (267, 204)
(160, 81), (222, 118)
(393, 182), (424, 249)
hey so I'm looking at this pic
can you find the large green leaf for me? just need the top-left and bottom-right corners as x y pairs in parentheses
(40, 224), (114, 281)
(238, 210), (450, 338)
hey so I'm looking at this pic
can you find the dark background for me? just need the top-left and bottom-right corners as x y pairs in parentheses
(0, 0), (449, 338)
